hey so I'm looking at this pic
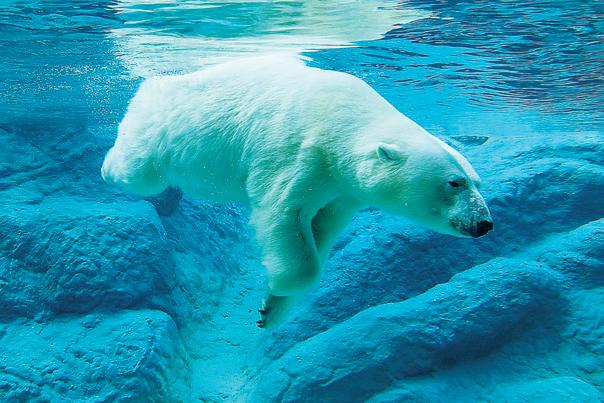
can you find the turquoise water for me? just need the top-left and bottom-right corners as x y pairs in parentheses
(1, 1), (603, 401)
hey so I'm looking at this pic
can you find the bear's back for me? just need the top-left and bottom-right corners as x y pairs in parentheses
(103, 55), (400, 201)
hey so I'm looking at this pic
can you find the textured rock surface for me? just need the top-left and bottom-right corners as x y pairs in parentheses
(0, 199), (176, 320)
(250, 260), (565, 402)
(490, 377), (603, 403)
(0, 310), (190, 401)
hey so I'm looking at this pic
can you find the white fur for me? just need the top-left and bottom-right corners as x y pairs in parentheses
(102, 55), (491, 328)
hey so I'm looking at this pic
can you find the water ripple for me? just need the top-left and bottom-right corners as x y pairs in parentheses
(372, 0), (604, 121)
(110, 0), (426, 77)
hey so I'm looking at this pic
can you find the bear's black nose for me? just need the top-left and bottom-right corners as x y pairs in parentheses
(474, 220), (493, 237)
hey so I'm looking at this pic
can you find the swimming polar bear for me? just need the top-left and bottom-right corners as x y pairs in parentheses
(102, 56), (493, 328)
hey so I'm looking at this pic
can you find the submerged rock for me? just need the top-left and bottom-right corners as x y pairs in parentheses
(0, 310), (190, 401)
(250, 259), (564, 402)
(0, 199), (176, 320)
(490, 377), (603, 403)
(147, 186), (184, 217)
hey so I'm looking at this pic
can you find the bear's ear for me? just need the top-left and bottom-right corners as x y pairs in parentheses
(376, 143), (407, 164)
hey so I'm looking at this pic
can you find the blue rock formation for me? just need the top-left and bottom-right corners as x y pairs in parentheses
(251, 260), (565, 401)
(0, 310), (190, 400)
(0, 199), (175, 319)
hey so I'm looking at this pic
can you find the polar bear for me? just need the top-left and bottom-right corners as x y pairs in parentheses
(102, 55), (493, 328)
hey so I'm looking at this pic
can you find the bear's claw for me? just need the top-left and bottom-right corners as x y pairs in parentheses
(257, 307), (270, 328)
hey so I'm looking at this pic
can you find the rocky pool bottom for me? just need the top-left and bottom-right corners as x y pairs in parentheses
(0, 120), (602, 402)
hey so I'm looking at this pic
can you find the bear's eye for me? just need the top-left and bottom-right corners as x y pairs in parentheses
(448, 180), (461, 188)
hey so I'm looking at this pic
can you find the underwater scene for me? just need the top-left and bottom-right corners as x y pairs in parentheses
(1, 0), (603, 401)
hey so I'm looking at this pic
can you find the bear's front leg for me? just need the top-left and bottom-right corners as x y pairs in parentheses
(257, 294), (298, 329)
(251, 206), (321, 329)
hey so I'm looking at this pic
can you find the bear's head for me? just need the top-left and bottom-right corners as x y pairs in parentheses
(357, 138), (493, 238)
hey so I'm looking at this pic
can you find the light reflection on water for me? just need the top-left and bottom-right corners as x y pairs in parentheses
(110, 0), (425, 77)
